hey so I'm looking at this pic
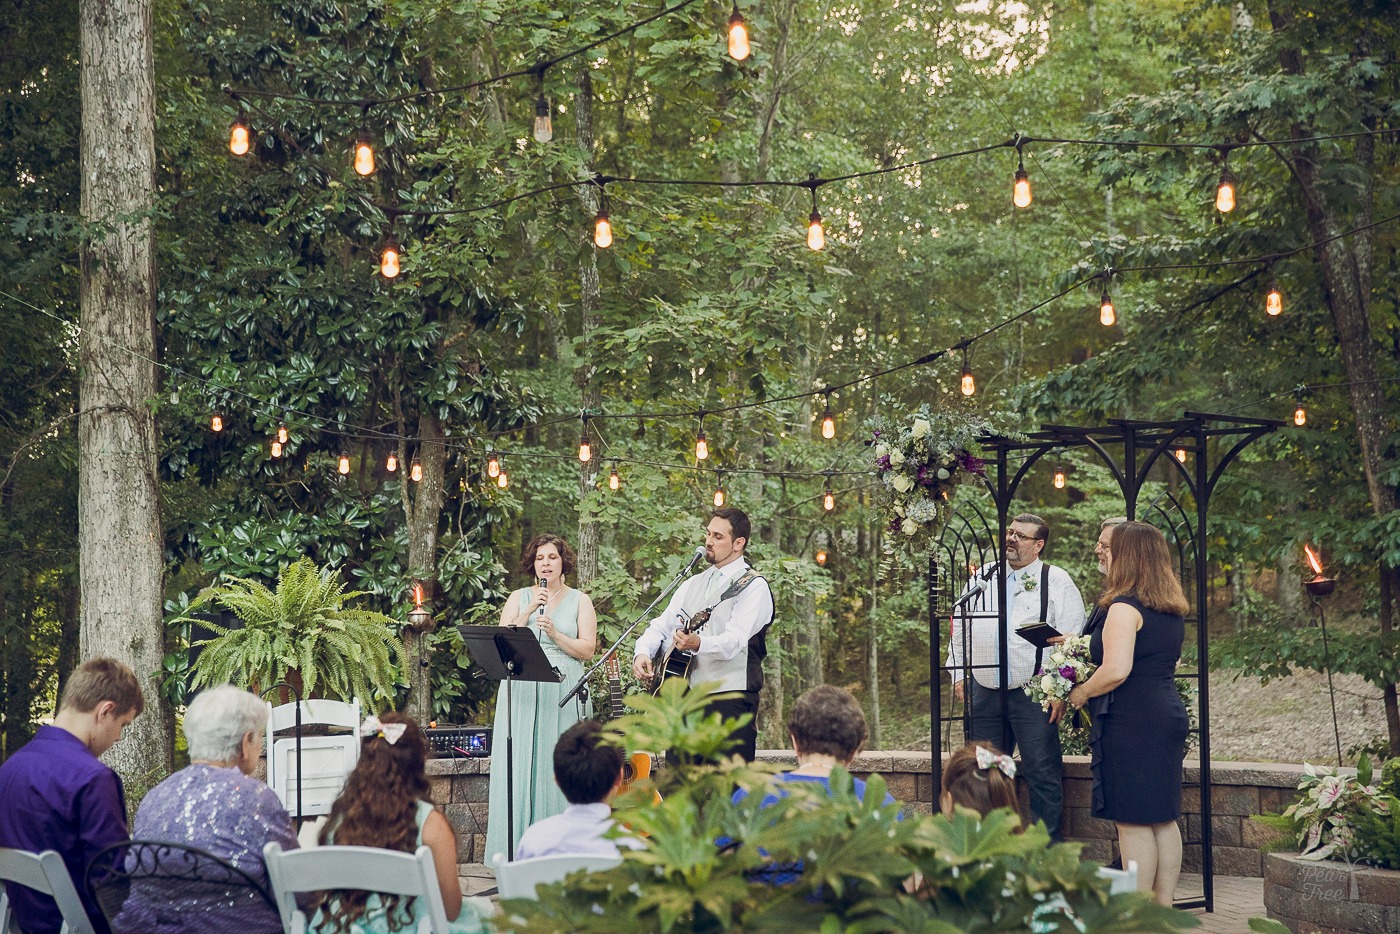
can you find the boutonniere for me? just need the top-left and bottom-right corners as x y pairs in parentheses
(1020, 576), (1038, 594)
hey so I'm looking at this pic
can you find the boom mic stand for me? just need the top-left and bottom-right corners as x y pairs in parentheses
(559, 547), (708, 709)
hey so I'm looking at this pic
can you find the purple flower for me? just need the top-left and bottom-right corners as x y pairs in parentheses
(887, 517), (902, 534)
(872, 429), (882, 438)
(1059, 666), (1076, 679)
(876, 454), (891, 471)
(961, 453), (986, 476)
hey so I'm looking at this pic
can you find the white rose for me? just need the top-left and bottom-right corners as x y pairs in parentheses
(888, 449), (905, 467)
(901, 519), (918, 535)
(911, 418), (931, 438)
(1041, 675), (1055, 693)
(875, 443), (889, 456)
(894, 504), (906, 517)
(937, 467), (951, 480)
(892, 475), (914, 492)
(1050, 653), (1064, 664)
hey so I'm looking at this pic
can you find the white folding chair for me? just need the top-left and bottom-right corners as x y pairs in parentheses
(265, 698), (360, 818)
(1097, 859), (1140, 895)
(263, 841), (448, 934)
(0, 848), (98, 934)
(491, 852), (621, 900)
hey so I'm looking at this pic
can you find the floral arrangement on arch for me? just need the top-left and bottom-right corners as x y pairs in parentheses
(869, 406), (996, 561)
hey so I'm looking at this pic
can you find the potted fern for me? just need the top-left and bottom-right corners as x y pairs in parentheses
(176, 558), (405, 704)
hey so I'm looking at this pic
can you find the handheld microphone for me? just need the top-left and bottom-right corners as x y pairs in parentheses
(536, 578), (548, 619)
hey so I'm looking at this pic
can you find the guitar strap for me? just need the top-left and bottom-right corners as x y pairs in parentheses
(717, 569), (763, 605)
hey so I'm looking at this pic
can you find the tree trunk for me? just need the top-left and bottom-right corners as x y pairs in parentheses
(867, 520), (882, 748)
(400, 407), (448, 720)
(573, 64), (601, 589)
(78, 0), (170, 781)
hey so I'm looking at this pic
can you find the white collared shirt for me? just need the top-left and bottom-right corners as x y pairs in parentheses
(946, 558), (1087, 689)
(514, 803), (643, 860)
(634, 557), (772, 666)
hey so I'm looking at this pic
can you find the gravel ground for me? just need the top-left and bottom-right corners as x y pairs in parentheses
(1205, 668), (1391, 766)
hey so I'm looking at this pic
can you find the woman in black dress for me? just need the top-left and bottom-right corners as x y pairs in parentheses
(1068, 521), (1189, 906)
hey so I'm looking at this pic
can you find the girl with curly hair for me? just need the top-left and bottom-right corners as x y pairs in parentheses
(310, 712), (488, 934)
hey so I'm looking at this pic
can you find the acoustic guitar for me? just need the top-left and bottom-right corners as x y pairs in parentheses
(646, 607), (711, 695)
(603, 654), (654, 793)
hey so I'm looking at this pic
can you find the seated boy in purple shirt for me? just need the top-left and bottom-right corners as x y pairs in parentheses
(515, 719), (642, 860)
(0, 657), (144, 934)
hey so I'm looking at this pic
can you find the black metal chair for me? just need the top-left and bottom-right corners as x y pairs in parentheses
(85, 840), (281, 934)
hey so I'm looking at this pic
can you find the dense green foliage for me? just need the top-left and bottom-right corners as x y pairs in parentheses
(1, 1), (1396, 757)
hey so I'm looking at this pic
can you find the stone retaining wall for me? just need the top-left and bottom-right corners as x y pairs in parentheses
(1264, 852), (1400, 933)
(427, 751), (1308, 873)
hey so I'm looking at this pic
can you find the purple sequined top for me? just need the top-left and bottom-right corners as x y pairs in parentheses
(119, 763), (298, 934)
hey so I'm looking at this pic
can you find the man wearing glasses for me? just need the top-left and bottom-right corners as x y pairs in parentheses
(948, 513), (1086, 840)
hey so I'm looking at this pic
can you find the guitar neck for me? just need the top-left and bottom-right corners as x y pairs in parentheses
(608, 677), (625, 720)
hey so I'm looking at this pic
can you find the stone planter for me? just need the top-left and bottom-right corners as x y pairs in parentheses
(1264, 851), (1400, 933)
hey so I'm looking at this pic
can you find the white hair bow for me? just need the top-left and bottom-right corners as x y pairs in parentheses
(975, 744), (1017, 779)
(360, 715), (408, 746)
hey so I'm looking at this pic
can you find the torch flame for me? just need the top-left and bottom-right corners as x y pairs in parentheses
(1304, 544), (1324, 576)
(412, 582), (424, 606)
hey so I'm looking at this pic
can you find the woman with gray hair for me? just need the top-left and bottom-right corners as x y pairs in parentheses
(120, 685), (297, 933)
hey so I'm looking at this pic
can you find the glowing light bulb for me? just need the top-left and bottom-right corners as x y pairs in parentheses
(386, 452), (398, 472)
(353, 131), (375, 176)
(380, 239), (400, 279)
(608, 466), (620, 490)
(410, 459), (423, 482)
(276, 423), (289, 445)
(695, 430), (709, 461)
(594, 211), (612, 248)
(487, 453), (500, 478)
(338, 452), (351, 475)
(824, 490), (835, 511)
(1099, 291), (1116, 327)
(727, 5), (750, 60)
(1266, 282), (1283, 317)
(1013, 168), (1031, 208)
(807, 210), (825, 251)
(578, 437), (592, 463)
(820, 403), (835, 440)
(815, 549), (827, 566)
(1174, 448), (1187, 463)
(271, 440), (283, 458)
(1294, 405), (1307, 427)
(496, 469), (509, 489)
(960, 363), (975, 396)
(1053, 468), (1066, 489)
(229, 120), (250, 156)
(713, 486), (725, 508)
(211, 413), (224, 432)
(533, 93), (553, 143)
(1216, 170), (1235, 213)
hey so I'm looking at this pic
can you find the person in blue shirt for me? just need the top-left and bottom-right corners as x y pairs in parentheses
(0, 657), (145, 934)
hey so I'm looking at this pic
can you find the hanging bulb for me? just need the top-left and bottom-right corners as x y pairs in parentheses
(380, 237), (400, 279)
(960, 350), (975, 396)
(1099, 288), (1116, 327)
(823, 488), (835, 512)
(229, 119), (251, 156)
(210, 412), (224, 432)
(608, 465), (621, 490)
(496, 469), (509, 489)
(820, 397), (835, 440)
(486, 452), (500, 478)
(695, 428), (709, 461)
(386, 452), (398, 472)
(338, 452), (351, 475)
(410, 458), (423, 482)
(727, 4), (751, 60)
(1266, 280), (1283, 317)
(1215, 167), (1235, 213)
(1053, 467), (1066, 489)
(277, 423), (289, 445)
(815, 549), (828, 566)
(270, 439), (283, 459)
(1293, 404), (1307, 427)
(1174, 448), (1187, 463)
(353, 130), (375, 176)
(578, 436), (592, 463)
(593, 209), (613, 249)
(807, 208), (825, 251)
(713, 485), (725, 508)
(1012, 148), (1032, 208)
(533, 93), (553, 143)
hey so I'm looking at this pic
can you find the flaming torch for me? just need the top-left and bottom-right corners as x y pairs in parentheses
(1303, 544), (1342, 765)
(1303, 544), (1335, 597)
(406, 582), (434, 632)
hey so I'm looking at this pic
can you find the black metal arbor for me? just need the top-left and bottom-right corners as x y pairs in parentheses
(926, 412), (1278, 913)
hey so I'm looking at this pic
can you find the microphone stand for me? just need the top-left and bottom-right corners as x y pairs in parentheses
(559, 549), (707, 709)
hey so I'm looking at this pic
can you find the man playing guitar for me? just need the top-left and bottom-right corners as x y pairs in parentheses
(632, 507), (775, 762)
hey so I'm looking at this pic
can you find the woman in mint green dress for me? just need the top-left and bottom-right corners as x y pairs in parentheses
(310, 712), (491, 934)
(485, 534), (598, 862)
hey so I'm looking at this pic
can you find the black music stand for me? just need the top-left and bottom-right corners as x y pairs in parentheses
(458, 625), (562, 862)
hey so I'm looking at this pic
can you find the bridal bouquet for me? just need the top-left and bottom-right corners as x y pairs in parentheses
(1023, 634), (1096, 711)
(869, 406), (994, 562)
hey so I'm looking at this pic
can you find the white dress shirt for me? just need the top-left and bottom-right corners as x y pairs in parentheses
(946, 559), (1087, 689)
(514, 803), (642, 860)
